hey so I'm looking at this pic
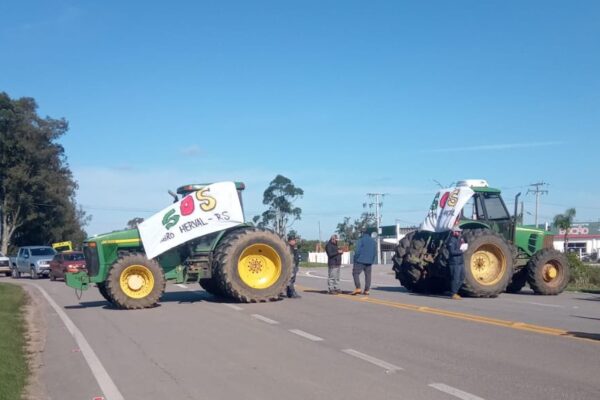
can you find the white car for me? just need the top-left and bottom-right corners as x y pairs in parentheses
(0, 252), (10, 276)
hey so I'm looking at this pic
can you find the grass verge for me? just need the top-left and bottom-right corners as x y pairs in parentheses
(0, 283), (28, 400)
(566, 253), (600, 292)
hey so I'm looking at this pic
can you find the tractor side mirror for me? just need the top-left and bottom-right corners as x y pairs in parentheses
(168, 190), (179, 204)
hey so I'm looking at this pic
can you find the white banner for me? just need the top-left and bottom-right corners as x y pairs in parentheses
(138, 182), (244, 259)
(421, 186), (474, 232)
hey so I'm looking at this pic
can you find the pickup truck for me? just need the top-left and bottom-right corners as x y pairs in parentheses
(0, 252), (10, 276)
(11, 246), (57, 279)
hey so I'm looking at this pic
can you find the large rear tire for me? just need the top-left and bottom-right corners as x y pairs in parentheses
(461, 229), (513, 298)
(199, 278), (225, 296)
(527, 249), (569, 295)
(106, 253), (166, 309)
(213, 227), (292, 302)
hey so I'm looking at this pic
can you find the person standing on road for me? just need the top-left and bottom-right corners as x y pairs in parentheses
(285, 234), (302, 298)
(446, 226), (466, 300)
(352, 230), (377, 295)
(325, 234), (343, 294)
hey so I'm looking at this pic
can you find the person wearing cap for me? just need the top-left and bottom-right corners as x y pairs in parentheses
(351, 230), (377, 295)
(325, 234), (343, 294)
(285, 234), (302, 298)
(446, 225), (466, 300)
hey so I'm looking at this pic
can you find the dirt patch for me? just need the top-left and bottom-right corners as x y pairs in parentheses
(21, 285), (48, 400)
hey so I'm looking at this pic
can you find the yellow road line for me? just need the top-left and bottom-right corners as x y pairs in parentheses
(295, 284), (597, 344)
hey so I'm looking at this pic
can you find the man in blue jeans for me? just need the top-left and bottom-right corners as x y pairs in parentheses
(352, 231), (377, 295)
(446, 226), (466, 300)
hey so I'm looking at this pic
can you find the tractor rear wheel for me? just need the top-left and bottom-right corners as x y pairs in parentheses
(213, 227), (292, 302)
(106, 253), (166, 309)
(199, 278), (225, 296)
(97, 282), (114, 303)
(506, 268), (528, 293)
(461, 229), (513, 297)
(527, 249), (569, 295)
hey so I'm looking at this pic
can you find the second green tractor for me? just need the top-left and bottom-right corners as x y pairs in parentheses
(392, 180), (570, 297)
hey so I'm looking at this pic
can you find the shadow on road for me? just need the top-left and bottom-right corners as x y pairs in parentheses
(571, 315), (600, 321)
(574, 296), (600, 302)
(303, 289), (353, 295)
(373, 285), (408, 293)
(63, 289), (251, 310)
(567, 331), (600, 341)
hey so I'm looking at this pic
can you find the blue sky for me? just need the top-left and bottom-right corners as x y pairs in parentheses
(2, 1), (599, 239)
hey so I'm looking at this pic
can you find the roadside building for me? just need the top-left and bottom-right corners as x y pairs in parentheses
(550, 222), (600, 258)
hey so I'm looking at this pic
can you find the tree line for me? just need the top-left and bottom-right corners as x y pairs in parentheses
(0, 92), (90, 254)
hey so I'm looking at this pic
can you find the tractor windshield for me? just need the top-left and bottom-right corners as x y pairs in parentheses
(482, 193), (510, 220)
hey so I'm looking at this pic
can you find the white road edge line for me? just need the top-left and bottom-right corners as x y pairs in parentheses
(176, 284), (188, 289)
(251, 314), (279, 324)
(342, 349), (402, 373)
(289, 329), (324, 341)
(32, 283), (125, 400)
(428, 383), (486, 400)
(224, 304), (244, 311)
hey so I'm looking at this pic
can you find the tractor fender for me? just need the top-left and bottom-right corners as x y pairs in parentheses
(459, 221), (490, 231)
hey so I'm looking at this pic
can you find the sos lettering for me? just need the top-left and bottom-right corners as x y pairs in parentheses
(162, 189), (217, 229)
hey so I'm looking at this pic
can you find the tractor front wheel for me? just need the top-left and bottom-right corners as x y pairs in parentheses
(461, 229), (513, 297)
(506, 268), (528, 293)
(97, 282), (114, 303)
(213, 227), (292, 302)
(527, 249), (569, 295)
(392, 232), (429, 293)
(105, 253), (165, 309)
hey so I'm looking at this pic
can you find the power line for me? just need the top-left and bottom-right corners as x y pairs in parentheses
(526, 181), (549, 228)
(366, 192), (386, 264)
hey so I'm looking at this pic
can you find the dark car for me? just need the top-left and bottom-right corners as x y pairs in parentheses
(49, 251), (86, 281)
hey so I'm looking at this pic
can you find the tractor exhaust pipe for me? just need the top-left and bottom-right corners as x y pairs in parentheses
(511, 192), (521, 242)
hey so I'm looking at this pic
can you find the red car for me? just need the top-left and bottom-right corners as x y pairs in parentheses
(49, 251), (86, 281)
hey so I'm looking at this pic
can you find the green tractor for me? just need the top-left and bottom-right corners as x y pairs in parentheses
(65, 182), (293, 309)
(392, 180), (570, 297)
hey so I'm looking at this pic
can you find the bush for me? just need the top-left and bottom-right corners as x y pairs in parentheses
(567, 253), (600, 291)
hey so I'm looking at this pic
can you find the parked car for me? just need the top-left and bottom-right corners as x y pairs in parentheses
(0, 252), (10, 276)
(49, 251), (86, 281)
(11, 246), (57, 279)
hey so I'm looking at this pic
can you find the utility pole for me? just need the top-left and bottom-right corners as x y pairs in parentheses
(367, 193), (386, 264)
(527, 182), (549, 228)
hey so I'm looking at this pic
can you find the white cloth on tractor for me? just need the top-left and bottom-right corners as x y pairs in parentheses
(138, 181), (244, 259)
(421, 187), (474, 232)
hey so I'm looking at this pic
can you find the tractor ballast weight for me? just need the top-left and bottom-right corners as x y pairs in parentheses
(392, 180), (569, 297)
(66, 182), (293, 309)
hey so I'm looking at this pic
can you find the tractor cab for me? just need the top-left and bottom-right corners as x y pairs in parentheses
(457, 180), (514, 241)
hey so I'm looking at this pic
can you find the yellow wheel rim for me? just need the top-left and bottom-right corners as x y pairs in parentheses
(470, 244), (507, 286)
(119, 265), (155, 299)
(542, 262), (560, 284)
(237, 244), (282, 289)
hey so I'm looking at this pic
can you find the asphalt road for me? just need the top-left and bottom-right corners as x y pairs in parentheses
(3, 265), (600, 400)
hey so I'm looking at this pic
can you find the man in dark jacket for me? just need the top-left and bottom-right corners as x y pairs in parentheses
(446, 226), (466, 300)
(286, 234), (302, 298)
(352, 231), (377, 295)
(325, 234), (343, 294)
